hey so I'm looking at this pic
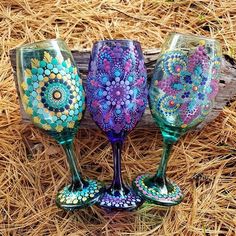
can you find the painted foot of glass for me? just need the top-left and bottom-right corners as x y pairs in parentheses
(99, 185), (143, 211)
(133, 174), (183, 206)
(56, 179), (104, 211)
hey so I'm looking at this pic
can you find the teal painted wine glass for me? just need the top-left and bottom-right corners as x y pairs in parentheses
(16, 39), (104, 211)
(133, 33), (222, 206)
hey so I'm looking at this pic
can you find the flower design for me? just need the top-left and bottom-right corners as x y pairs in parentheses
(87, 42), (148, 134)
(150, 45), (221, 128)
(21, 51), (85, 132)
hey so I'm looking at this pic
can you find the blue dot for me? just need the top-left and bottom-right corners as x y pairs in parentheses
(116, 109), (121, 114)
(53, 68), (59, 74)
(38, 75), (44, 81)
(45, 69), (50, 75)
(114, 70), (120, 77)
(47, 64), (53, 70)
(33, 82), (39, 88)
(57, 65), (63, 70)
(32, 75), (38, 81)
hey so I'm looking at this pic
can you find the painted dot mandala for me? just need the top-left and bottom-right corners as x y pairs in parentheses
(21, 51), (85, 133)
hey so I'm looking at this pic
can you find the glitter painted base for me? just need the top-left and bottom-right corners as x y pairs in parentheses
(133, 174), (183, 206)
(56, 179), (104, 211)
(97, 187), (143, 211)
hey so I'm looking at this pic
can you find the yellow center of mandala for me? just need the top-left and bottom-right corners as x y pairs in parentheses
(53, 91), (62, 100)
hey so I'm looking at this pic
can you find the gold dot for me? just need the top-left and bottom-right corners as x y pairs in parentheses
(181, 124), (187, 128)
(44, 77), (49, 82)
(53, 91), (62, 100)
(193, 86), (198, 91)
(57, 112), (62, 117)
(57, 74), (62, 79)
(89, 194), (94, 198)
(199, 40), (205, 45)
(50, 73), (56, 79)
(60, 197), (65, 202)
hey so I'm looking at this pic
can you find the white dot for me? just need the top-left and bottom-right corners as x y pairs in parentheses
(125, 81), (130, 85)
(120, 81), (124, 85)
(112, 81), (115, 85)
(115, 77), (120, 82)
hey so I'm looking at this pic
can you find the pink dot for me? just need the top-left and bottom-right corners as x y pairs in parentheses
(116, 91), (121, 96)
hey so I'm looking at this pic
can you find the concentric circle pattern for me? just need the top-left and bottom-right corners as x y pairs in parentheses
(21, 51), (85, 132)
(86, 42), (148, 134)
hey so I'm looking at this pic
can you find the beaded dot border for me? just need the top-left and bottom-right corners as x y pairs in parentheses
(56, 180), (103, 206)
(99, 191), (142, 209)
(134, 174), (183, 203)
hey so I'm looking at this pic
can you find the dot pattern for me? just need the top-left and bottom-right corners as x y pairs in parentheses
(150, 44), (221, 129)
(21, 51), (85, 132)
(56, 180), (103, 206)
(86, 41), (148, 134)
(134, 174), (183, 204)
(99, 191), (142, 209)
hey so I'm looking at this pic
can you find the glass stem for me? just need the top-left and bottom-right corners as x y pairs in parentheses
(110, 141), (124, 191)
(153, 141), (174, 187)
(62, 142), (85, 191)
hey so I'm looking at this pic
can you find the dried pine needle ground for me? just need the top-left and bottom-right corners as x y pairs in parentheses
(0, 0), (236, 235)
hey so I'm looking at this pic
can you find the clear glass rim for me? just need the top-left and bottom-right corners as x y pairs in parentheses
(168, 32), (220, 43)
(93, 39), (141, 46)
(15, 38), (65, 51)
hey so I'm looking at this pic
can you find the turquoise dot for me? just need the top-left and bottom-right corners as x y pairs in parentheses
(67, 116), (73, 122)
(77, 95), (81, 100)
(31, 68), (38, 75)
(62, 61), (67, 67)
(98, 90), (103, 96)
(32, 75), (38, 82)
(40, 119), (46, 124)
(73, 116), (78, 121)
(51, 123), (57, 128)
(45, 69), (50, 75)
(78, 101), (83, 106)
(57, 120), (62, 125)
(114, 70), (120, 77)
(69, 67), (73, 73)
(102, 76), (108, 83)
(75, 75), (79, 80)
(116, 109), (121, 114)
(37, 108), (43, 114)
(75, 87), (80, 92)
(53, 68), (58, 74)
(62, 122), (67, 126)
(60, 70), (65, 76)
(65, 68), (69, 73)
(47, 64), (53, 70)
(40, 61), (46, 68)
(57, 65), (63, 70)
(33, 82), (39, 88)
(26, 78), (31, 85)
(69, 110), (74, 115)
(31, 91), (37, 97)
(38, 68), (44, 75)
(52, 58), (58, 65)
(71, 74), (75, 79)
(74, 110), (79, 115)
(61, 115), (67, 121)
(75, 104), (79, 109)
(38, 75), (44, 81)
(52, 116), (58, 122)
(32, 100), (38, 106)
(128, 76), (133, 82)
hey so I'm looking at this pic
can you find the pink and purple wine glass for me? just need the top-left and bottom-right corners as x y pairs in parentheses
(86, 40), (148, 210)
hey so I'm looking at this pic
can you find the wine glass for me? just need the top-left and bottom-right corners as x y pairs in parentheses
(133, 33), (222, 206)
(86, 40), (148, 210)
(16, 39), (104, 211)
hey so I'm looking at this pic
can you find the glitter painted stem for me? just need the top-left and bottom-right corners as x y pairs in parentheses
(62, 142), (85, 191)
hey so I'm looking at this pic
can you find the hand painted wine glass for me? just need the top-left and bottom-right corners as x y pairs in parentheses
(86, 40), (148, 210)
(133, 33), (222, 206)
(16, 39), (104, 211)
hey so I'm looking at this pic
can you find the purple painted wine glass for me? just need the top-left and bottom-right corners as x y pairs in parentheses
(86, 40), (148, 210)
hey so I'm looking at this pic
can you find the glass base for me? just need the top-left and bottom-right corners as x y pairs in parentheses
(56, 179), (104, 211)
(97, 186), (143, 211)
(133, 174), (183, 206)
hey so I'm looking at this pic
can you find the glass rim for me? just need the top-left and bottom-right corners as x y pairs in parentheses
(93, 39), (141, 46)
(168, 32), (220, 43)
(15, 38), (65, 51)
